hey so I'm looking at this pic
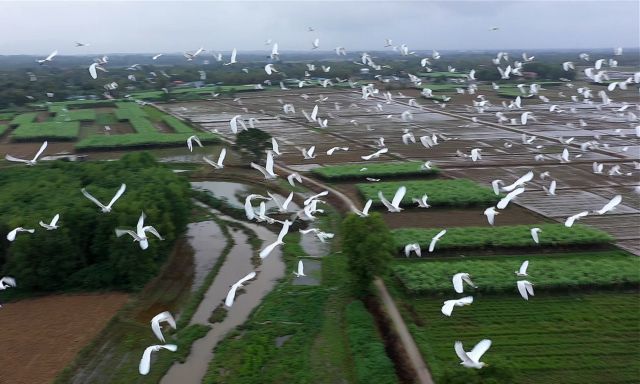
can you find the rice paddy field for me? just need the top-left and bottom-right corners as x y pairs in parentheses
(312, 161), (439, 180)
(393, 291), (640, 384)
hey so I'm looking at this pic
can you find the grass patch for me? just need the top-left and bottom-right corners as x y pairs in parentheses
(0, 124), (8, 136)
(396, 292), (640, 383)
(161, 115), (197, 134)
(346, 300), (398, 384)
(12, 121), (80, 141)
(357, 179), (498, 208)
(10, 112), (38, 127)
(129, 117), (158, 134)
(0, 112), (16, 120)
(392, 223), (613, 253)
(392, 251), (639, 294)
(53, 109), (96, 122)
(312, 161), (439, 181)
(75, 132), (218, 149)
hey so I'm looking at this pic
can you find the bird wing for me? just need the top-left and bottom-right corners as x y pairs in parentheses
(0, 277), (16, 287)
(452, 273), (464, 293)
(46, 50), (58, 61)
(250, 162), (270, 178)
(441, 300), (456, 316)
(525, 281), (535, 296)
(32, 141), (48, 162)
(520, 260), (529, 275)
(282, 192), (294, 210)
(517, 280), (529, 300)
(378, 191), (394, 211)
(462, 275), (476, 288)
(297, 260), (304, 275)
(203, 156), (219, 168)
(107, 184), (126, 209)
(151, 316), (166, 343)
(161, 344), (178, 352)
(217, 148), (226, 166)
(362, 199), (372, 215)
(267, 192), (284, 210)
(230, 115), (240, 133)
(244, 196), (256, 220)
(6, 228), (17, 242)
(468, 339), (492, 363)
(404, 244), (412, 257)
(598, 195), (622, 214)
(115, 229), (139, 240)
(236, 271), (257, 286)
(311, 105), (318, 121)
(277, 220), (292, 242)
(272, 138), (279, 154)
(391, 186), (407, 208)
(5, 154), (28, 163)
(491, 180), (502, 195)
(139, 346), (155, 375)
(89, 63), (98, 79)
(454, 341), (472, 364)
(531, 228), (539, 244)
(137, 212), (146, 233)
(225, 284), (239, 307)
(50, 213), (60, 227)
(230, 48), (237, 62)
(497, 187), (525, 209)
(265, 151), (275, 176)
(260, 239), (281, 259)
(81, 188), (107, 210)
(143, 226), (164, 240)
(459, 296), (474, 305)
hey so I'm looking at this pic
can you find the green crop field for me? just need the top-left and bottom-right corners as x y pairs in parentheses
(10, 112), (38, 127)
(394, 292), (640, 383)
(75, 132), (218, 149)
(161, 115), (197, 134)
(312, 161), (439, 180)
(357, 179), (499, 208)
(0, 124), (8, 136)
(0, 112), (16, 120)
(53, 109), (96, 122)
(12, 121), (80, 141)
(392, 224), (612, 253)
(392, 251), (639, 295)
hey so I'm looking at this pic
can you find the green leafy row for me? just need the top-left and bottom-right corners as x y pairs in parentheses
(12, 121), (80, 141)
(161, 114), (197, 134)
(357, 179), (499, 208)
(312, 161), (439, 180)
(393, 223), (612, 252)
(75, 132), (218, 149)
(392, 251), (639, 294)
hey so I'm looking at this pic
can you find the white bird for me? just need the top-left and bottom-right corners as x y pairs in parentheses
(564, 211), (589, 227)
(6, 227), (35, 242)
(595, 195), (622, 215)
(517, 280), (535, 300)
(521, 111), (534, 125)
(115, 211), (164, 250)
(81, 183), (126, 213)
(491, 180), (504, 195)
(497, 187), (525, 209)
(224, 48), (237, 65)
(326, 147), (349, 156)
(270, 43), (279, 59)
(404, 243), (421, 257)
(264, 64), (278, 75)
(592, 162), (604, 174)
(543, 180), (557, 196)
(203, 148), (226, 169)
(561, 148), (570, 163)
(0, 276), (16, 290)
(516, 260), (530, 276)
(361, 148), (388, 160)
(271, 137), (281, 156)
(378, 186), (406, 212)
(139, 345), (177, 375)
(483, 206), (499, 225)
(39, 214), (60, 230)
(530, 227), (542, 244)
(186, 135), (203, 152)
(225, 271), (257, 307)
(311, 38), (320, 49)
(37, 50), (58, 64)
(293, 260), (306, 277)
(268, 191), (294, 213)
(429, 229), (447, 252)
(441, 296), (473, 317)
(259, 220), (291, 259)
(301, 145), (316, 159)
(502, 171), (534, 192)
(244, 194), (270, 221)
(287, 172), (302, 187)
(88, 63), (99, 79)
(152, 54), (163, 60)
(250, 151), (277, 179)
(229, 115), (245, 134)
(352, 199), (373, 217)
(455, 339), (492, 369)
(6, 141), (48, 166)
(452, 273), (477, 293)
(470, 148), (482, 162)
(413, 194), (430, 208)
(150, 311), (176, 343)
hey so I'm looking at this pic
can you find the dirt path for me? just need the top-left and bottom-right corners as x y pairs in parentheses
(374, 278), (434, 384)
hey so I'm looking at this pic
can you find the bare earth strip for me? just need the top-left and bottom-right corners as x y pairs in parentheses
(0, 293), (128, 384)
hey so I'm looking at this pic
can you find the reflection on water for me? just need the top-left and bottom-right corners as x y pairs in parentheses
(191, 180), (300, 212)
(161, 207), (285, 384)
(187, 221), (227, 291)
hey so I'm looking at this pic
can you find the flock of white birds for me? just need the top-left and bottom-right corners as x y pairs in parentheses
(4, 28), (638, 376)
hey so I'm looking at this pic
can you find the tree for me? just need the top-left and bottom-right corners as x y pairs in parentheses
(341, 213), (394, 296)
(235, 128), (272, 163)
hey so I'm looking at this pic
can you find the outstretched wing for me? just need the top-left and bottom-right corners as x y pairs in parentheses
(50, 214), (60, 227)
(362, 199), (372, 215)
(32, 141), (48, 162)
(81, 188), (106, 210)
(225, 284), (239, 307)
(143, 226), (164, 240)
(115, 229), (139, 240)
(441, 300), (456, 316)
(139, 346), (155, 375)
(378, 191), (394, 211)
(517, 280), (529, 300)
(5, 154), (28, 163)
(107, 184), (126, 209)
(468, 339), (492, 363)
(598, 195), (622, 214)
(391, 186), (406, 208)
(452, 274), (464, 293)
(454, 341), (472, 364)
(519, 260), (529, 275)
(217, 148), (227, 166)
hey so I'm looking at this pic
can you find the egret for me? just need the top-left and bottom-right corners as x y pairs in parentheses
(413, 194), (430, 208)
(39, 214), (60, 230)
(517, 280), (535, 300)
(564, 211), (589, 227)
(259, 220), (291, 259)
(452, 273), (477, 293)
(530, 228), (541, 244)
(225, 271), (257, 307)
(378, 186), (406, 212)
(37, 50), (58, 64)
(81, 183), (126, 213)
(429, 229), (447, 252)
(6, 227), (34, 242)
(293, 260), (306, 277)
(6, 141), (48, 166)
(250, 151), (278, 180)
(595, 195), (622, 215)
(352, 199), (373, 217)
(139, 345), (177, 375)
(150, 311), (176, 343)
(203, 148), (226, 169)
(516, 260), (530, 277)
(404, 243), (421, 257)
(115, 211), (164, 250)
(186, 135), (203, 152)
(441, 296), (473, 317)
(483, 207), (499, 225)
(455, 339), (492, 369)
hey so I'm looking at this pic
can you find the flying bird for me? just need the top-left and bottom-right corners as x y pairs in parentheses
(293, 260), (306, 277)
(203, 148), (226, 169)
(429, 229), (447, 252)
(250, 151), (277, 179)
(259, 220), (291, 259)
(6, 227), (35, 242)
(139, 345), (177, 375)
(186, 135), (203, 152)
(150, 311), (176, 343)
(5, 141), (48, 166)
(595, 195), (622, 215)
(483, 207), (499, 225)
(225, 271), (257, 307)
(37, 50), (58, 64)
(115, 211), (164, 250)
(530, 228), (541, 244)
(404, 243), (421, 257)
(0, 277), (17, 291)
(441, 296), (473, 317)
(517, 280), (535, 300)
(352, 199), (373, 217)
(81, 183), (126, 213)
(564, 211), (589, 227)
(515, 260), (530, 277)
(455, 339), (492, 369)
(452, 273), (477, 293)
(39, 214), (60, 230)
(378, 186), (406, 212)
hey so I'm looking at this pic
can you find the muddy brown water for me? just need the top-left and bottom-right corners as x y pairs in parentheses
(187, 220), (227, 291)
(161, 207), (285, 384)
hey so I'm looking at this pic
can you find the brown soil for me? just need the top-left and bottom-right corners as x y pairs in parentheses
(0, 293), (129, 384)
(35, 111), (51, 123)
(154, 121), (173, 133)
(0, 141), (75, 157)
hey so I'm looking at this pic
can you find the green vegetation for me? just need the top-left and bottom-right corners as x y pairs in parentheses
(9, 112), (38, 127)
(342, 213), (394, 296)
(396, 292), (640, 383)
(0, 112), (16, 120)
(346, 300), (397, 384)
(312, 161), (439, 180)
(235, 128), (272, 162)
(114, 102), (148, 120)
(53, 109), (96, 122)
(0, 124), (8, 136)
(0, 152), (191, 292)
(357, 179), (498, 208)
(392, 251), (639, 294)
(417, 71), (468, 79)
(161, 115), (197, 134)
(392, 223), (612, 253)
(129, 117), (158, 134)
(76, 132), (218, 149)
(12, 121), (80, 141)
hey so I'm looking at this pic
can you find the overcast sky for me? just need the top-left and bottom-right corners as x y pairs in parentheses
(0, 0), (638, 55)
